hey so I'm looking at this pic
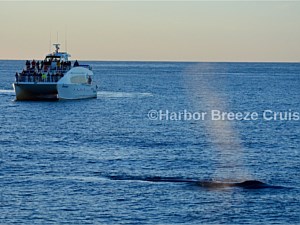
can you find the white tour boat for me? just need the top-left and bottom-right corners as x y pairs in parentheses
(13, 44), (97, 100)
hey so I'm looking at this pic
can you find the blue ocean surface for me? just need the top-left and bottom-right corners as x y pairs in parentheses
(0, 60), (299, 224)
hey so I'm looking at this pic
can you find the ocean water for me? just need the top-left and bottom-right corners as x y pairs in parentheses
(0, 60), (299, 224)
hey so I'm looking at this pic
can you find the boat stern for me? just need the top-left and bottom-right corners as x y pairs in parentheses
(13, 82), (58, 100)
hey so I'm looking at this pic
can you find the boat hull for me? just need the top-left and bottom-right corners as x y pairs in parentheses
(57, 83), (97, 100)
(13, 67), (98, 101)
(56, 67), (97, 100)
(13, 82), (58, 100)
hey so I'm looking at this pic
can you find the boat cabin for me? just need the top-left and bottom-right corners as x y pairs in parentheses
(16, 43), (73, 83)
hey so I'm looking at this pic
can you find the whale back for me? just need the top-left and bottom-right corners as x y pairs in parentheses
(235, 180), (267, 189)
(195, 180), (269, 189)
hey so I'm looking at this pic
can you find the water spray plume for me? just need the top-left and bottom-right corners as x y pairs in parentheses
(184, 63), (252, 181)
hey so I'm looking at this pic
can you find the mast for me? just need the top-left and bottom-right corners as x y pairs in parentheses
(53, 43), (60, 53)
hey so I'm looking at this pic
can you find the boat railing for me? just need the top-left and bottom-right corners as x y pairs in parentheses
(78, 65), (92, 70)
(40, 67), (71, 74)
(15, 66), (72, 83)
(15, 64), (92, 83)
(15, 73), (64, 83)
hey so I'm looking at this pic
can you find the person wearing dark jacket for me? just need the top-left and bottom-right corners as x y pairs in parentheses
(74, 60), (79, 67)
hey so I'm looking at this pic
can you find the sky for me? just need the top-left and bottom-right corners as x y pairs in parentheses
(0, 1), (299, 62)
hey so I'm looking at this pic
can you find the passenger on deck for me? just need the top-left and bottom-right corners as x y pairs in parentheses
(40, 61), (44, 70)
(74, 60), (79, 67)
(42, 73), (47, 82)
(65, 61), (71, 70)
(26, 60), (30, 70)
(57, 60), (61, 70)
(43, 65), (48, 73)
(87, 76), (92, 84)
(31, 60), (36, 69)
(15, 72), (19, 82)
(36, 61), (40, 71)
(38, 73), (42, 82)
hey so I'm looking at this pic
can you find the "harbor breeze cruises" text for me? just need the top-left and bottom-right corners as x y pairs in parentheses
(148, 109), (300, 121)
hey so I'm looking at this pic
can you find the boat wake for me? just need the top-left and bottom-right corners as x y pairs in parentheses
(97, 91), (152, 98)
(0, 89), (153, 99)
(0, 89), (15, 96)
(104, 174), (285, 190)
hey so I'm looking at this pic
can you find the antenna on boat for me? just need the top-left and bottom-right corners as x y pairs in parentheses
(49, 32), (52, 52)
(57, 32), (59, 43)
(65, 26), (68, 52)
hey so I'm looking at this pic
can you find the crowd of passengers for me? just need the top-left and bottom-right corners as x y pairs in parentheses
(15, 59), (79, 83)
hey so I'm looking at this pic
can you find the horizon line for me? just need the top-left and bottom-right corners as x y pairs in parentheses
(0, 58), (299, 64)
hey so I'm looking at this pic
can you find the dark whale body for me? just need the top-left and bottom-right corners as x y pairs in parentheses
(235, 180), (268, 189)
(106, 175), (283, 190)
(196, 180), (274, 189)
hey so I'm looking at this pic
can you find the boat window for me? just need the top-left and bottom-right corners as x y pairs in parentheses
(45, 56), (61, 61)
(70, 76), (87, 84)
